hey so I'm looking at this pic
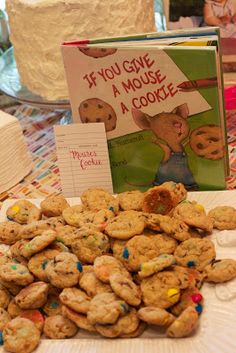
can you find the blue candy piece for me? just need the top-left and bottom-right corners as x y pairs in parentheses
(0, 332), (3, 345)
(77, 261), (83, 273)
(195, 303), (203, 314)
(41, 260), (48, 270)
(122, 248), (129, 259)
(50, 301), (59, 309)
(120, 302), (129, 313)
(187, 261), (196, 268)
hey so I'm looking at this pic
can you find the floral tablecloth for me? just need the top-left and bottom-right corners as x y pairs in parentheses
(0, 99), (235, 204)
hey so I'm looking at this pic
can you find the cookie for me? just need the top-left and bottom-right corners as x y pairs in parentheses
(94, 255), (131, 283)
(59, 287), (91, 314)
(43, 314), (78, 339)
(87, 292), (128, 325)
(79, 98), (117, 132)
(79, 47), (117, 58)
(0, 221), (22, 245)
(140, 271), (182, 309)
(81, 187), (119, 213)
(45, 252), (82, 288)
(109, 273), (141, 306)
(40, 193), (70, 217)
(174, 238), (216, 271)
(0, 262), (34, 286)
(137, 307), (175, 326)
(119, 235), (177, 272)
(28, 249), (60, 282)
(105, 210), (145, 240)
(204, 259), (236, 283)
(14, 282), (49, 309)
(6, 200), (41, 224)
(190, 124), (224, 160)
(3, 317), (41, 353)
(173, 201), (213, 233)
(20, 230), (57, 258)
(79, 270), (113, 297)
(166, 306), (199, 338)
(208, 206), (236, 230)
(138, 254), (176, 279)
(117, 190), (144, 211)
(95, 308), (139, 338)
(142, 186), (174, 215)
(71, 227), (110, 264)
(0, 308), (11, 330)
(61, 305), (96, 332)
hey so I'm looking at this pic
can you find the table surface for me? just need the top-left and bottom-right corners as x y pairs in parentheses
(0, 97), (236, 205)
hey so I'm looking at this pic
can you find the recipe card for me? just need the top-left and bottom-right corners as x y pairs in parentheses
(54, 123), (113, 197)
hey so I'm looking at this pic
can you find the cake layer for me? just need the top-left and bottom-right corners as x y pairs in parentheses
(6, 0), (156, 101)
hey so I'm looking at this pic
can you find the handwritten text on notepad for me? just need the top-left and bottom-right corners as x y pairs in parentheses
(70, 150), (102, 169)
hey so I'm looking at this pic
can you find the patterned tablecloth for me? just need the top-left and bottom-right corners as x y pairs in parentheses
(0, 99), (236, 204)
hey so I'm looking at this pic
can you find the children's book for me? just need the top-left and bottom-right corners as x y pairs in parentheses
(61, 27), (228, 193)
(164, 0), (236, 83)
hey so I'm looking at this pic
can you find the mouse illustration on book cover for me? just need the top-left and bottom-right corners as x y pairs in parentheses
(131, 103), (224, 190)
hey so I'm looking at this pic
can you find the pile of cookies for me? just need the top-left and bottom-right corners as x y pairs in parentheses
(0, 182), (236, 353)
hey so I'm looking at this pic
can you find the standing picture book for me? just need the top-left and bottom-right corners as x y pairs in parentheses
(61, 28), (228, 193)
(165, 0), (236, 84)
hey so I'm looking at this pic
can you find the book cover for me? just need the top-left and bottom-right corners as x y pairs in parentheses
(62, 36), (227, 193)
(165, 0), (236, 79)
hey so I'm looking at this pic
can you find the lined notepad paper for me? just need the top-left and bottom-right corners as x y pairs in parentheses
(54, 123), (113, 197)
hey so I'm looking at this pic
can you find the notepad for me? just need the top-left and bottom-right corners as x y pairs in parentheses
(54, 123), (113, 197)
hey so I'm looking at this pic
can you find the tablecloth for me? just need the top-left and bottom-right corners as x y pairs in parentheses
(0, 100), (235, 204)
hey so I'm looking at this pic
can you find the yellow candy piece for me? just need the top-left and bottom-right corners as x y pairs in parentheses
(173, 320), (181, 327)
(139, 262), (155, 277)
(167, 288), (180, 304)
(195, 204), (205, 212)
(11, 205), (20, 214)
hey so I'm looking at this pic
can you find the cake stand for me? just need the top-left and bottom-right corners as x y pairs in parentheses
(0, 46), (72, 123)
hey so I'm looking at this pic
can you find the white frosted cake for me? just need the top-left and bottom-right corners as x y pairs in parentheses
(6, 0), (156, 101)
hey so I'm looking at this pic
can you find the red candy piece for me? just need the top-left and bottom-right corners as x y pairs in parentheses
(191, 293), (203, 303)
(20, 309), (44, 324)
